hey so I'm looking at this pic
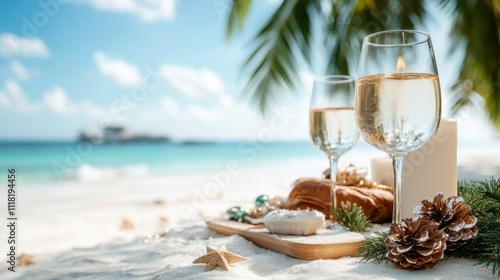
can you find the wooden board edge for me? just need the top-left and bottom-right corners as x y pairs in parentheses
(206, 220), (364, 260)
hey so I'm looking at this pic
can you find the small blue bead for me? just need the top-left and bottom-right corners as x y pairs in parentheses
(255, 195), (269, 207)
(226, 206), (246, 221)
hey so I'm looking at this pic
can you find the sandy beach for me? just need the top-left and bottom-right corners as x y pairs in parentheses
(1, 149), (499, 280)
(1, 0), (500, 278)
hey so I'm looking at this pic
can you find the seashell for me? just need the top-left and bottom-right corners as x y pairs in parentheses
(263, 210), (325, 235)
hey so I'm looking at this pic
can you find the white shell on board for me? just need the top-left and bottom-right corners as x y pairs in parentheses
(263, 210), (325, 235)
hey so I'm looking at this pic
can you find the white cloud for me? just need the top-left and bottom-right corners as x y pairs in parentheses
(186, 104), (216, 121)
(81, 100), (106, 119)
(43, 87), (79, 115)
(5, 80), (23, 99)
(0, 33), (50, 58)
(160, 96), (179, 116)
(0, 80), (107, 118)
(10, 61), (30, 81)
(161, 65), (224, 98)
(183, 93), (248, 123)
(0, 80), (38, 113)
(93, 51), (141, 86)
(0, 91), (10, 107)
(218, 94), (234, 108)
(79, 0), (175, 22)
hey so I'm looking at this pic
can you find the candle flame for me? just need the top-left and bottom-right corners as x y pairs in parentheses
(397, 56), (406, 71)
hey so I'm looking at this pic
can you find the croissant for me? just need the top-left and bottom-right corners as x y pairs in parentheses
(285, 178), (393, 223)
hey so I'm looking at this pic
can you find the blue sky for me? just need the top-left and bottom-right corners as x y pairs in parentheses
(0, 0), (496, 141)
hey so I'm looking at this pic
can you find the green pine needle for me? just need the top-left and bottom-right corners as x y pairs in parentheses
(451, 177), (500, 277)
(359, 231), (390, 263)
(333, 201), (372, 233)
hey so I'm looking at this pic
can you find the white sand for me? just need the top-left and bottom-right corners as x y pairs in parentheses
(1, 154), (498, 279)
(5, 225), (494, 280)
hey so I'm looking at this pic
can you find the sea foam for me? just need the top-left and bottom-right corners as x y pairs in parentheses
(75, 164), (150, 182)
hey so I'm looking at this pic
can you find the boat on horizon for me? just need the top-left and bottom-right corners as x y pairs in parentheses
(78, 126), (170, 144)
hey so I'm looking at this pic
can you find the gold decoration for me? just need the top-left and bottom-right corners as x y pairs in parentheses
(323, 164), (392, 192)
(245, 195), (286, 220)
(247, 206), (274, 219)
(268, 195), (286, 208)
(192, 245), (245, 271)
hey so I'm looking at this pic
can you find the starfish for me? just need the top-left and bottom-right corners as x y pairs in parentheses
(192, 245), (245, 271)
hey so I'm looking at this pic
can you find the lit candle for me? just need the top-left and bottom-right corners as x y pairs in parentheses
(370, 119), (458, 220)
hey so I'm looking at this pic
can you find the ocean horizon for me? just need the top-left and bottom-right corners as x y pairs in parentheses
(1, 138), (498, 185)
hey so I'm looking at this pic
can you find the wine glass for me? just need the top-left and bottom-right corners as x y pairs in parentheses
(310, 75), (359, 228)
(355, 30), (442, 224)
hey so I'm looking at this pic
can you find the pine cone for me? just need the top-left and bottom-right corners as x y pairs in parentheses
(385, 217), (448, 270)
(414, 193), (478, 251)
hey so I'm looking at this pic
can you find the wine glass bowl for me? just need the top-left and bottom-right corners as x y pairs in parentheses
(355, 30), (442, 224)
(309, 75), (359, 228)
(356, 73), (440, 155)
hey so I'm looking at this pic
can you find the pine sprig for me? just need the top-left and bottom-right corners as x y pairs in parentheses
(450, 177), (500, 277)
(359, 231), (390, 263)
(459, 177), (500, 216)
(333, 201), (372, 233)
(476, 237), (500, 277)
(358, 177), (500, 277)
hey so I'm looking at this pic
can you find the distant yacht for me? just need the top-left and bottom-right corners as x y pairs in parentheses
(78, 126), (170, 144)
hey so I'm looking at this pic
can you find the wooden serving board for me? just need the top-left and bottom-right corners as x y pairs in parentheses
(206, 219), (365, 260)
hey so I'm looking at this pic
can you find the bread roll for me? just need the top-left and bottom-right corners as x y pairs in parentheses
(285, 178), (393, 223)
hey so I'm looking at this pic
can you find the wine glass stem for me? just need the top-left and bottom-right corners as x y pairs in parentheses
(392, 155), (404, 224)
(328, 156), (339, 222)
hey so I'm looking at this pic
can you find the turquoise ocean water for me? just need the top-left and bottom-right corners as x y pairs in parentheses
(0, 139), (496, 184)
(0, 141), (327, 184)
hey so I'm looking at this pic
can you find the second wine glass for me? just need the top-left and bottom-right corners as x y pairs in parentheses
(310, 75), (359, 228)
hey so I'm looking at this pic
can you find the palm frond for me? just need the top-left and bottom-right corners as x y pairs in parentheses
(225, 0), (253, 39)
(443, 0), (500, 127)
(225, 0), (500, 127)
(324, 0), (427, 76)
(239, 0), (323, 113)
(449, 80), (484, 116)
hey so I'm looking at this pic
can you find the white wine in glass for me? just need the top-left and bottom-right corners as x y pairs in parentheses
(310, 76), (359, 228)
(310, 107), (357, 155)
(355, 30), (442, 224)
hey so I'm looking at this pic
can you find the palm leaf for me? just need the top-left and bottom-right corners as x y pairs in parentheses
(324, 0), (427, 75)
(228, 0), (322, 113)
(441, 0), (500, 126)
(225, 0), (253, 39)
(226, 0), (500, 129)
